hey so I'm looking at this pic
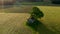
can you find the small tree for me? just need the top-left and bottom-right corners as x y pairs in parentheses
(27, 7), (44, 26)
(31, 7), (44, 19)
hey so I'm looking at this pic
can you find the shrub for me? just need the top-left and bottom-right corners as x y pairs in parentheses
(31, 7), (44, 19)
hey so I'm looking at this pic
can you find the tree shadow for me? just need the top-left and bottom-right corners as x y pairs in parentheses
(26, 7), (57, 34)
(26, 19), (57, 34)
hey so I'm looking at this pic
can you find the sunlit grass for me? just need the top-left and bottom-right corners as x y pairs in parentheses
(0, 6), (32, 13)
(0, 6), (60, 34)
(36, 6), (60, 33)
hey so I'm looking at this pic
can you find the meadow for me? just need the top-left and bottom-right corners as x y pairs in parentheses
(0, 5), (60, 34)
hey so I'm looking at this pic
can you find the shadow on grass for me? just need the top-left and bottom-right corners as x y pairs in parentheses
(26, 19), (56, 34)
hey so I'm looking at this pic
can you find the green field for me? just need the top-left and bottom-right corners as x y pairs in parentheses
(0, 6), (33, 13)
(0, 6), (60, 34)
(33, 6), (60, 34)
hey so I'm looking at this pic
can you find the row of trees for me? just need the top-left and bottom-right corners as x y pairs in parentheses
(18, 0), (43, 2)
(51, 0), (60, 4)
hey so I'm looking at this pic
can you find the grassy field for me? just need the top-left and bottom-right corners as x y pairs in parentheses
(0, 13), (36, 34)
(0, 6), (33, 13)
(0, 6), (60, 34)
(36, 6), (60, 34)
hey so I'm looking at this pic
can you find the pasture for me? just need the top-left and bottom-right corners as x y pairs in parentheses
(0, 6), (60, 34)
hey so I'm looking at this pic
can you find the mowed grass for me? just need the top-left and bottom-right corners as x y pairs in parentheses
(0, 13), (37, 34)
(0, 5), (33, 13)
(0, 6), (60, 34)
(36, 6), (60, 34)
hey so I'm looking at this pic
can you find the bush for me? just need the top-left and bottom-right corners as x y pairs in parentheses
(27, 7), (44, 26)
(31, 7), (44, 19)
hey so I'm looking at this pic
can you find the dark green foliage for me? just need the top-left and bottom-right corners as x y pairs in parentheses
(26, 7), (44, 31)
(27, 7), (44, 26)
(31, 7), (44, 19)
(26, 19), (56, 34)
(51, 0), (60, 4)
(26, 19), (41, 31)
